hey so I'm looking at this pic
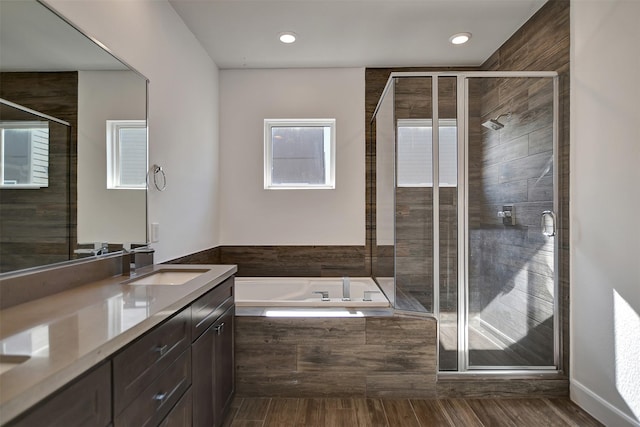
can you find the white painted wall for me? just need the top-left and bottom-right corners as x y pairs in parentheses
(571, 1), (640, 425)
(45, 0), (220, 262)
(219, 68), (365, 245)
(77, 70), (146, 245)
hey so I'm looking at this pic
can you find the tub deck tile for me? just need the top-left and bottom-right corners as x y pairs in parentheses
(297, 344), (387, 372)
(236, 317), (366, 345)
(366, 316), (436, 345)
(236, 343), (297, 373)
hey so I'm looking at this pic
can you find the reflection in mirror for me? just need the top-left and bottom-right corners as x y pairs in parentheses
(0, 99), (71, 272)
(0, 116), (50, 189)
(0, 0), (148, 274)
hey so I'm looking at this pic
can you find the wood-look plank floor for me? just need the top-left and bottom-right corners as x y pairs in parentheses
(224, 397), (603, 427)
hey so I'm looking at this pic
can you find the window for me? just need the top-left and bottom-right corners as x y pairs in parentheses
(397, 119), (457, 187)
(0, 121), (49, 188)
(106, 120), (147, 189)
(264, 119), (335, 189)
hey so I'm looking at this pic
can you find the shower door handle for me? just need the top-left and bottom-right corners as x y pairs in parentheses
(541, 210), (557, 237)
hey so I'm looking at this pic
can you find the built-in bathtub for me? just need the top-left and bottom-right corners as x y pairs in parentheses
(234, 277), (390, 310)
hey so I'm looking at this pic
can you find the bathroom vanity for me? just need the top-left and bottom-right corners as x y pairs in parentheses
(0, 263), (237, 427)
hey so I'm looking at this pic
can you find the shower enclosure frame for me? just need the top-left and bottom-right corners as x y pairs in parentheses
(373, 71), (561, 374)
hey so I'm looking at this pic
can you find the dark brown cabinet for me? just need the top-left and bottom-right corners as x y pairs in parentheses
(191, 276), (235, 427)
(159, 388), (193, 427)
(7, 362), (111, 427)
(193, 305), (235, 427)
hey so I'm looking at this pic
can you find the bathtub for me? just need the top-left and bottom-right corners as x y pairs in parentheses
(235, 277), (390, 308)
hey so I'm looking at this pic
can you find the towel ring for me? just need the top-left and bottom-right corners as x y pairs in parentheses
(151, 164), (167, 191)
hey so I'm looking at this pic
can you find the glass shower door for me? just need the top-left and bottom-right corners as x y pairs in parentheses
(465, 76), (558, 368)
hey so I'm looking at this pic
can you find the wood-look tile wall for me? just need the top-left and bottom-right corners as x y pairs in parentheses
(479, 0), (570, 371)
(395, 188), (458, 313)
(235, 315), (437, 398)
(0, 72), (78, 273)
(169, 246), (368, 277)
(235, 314), (568, 398)
(468, 76), (556, 366)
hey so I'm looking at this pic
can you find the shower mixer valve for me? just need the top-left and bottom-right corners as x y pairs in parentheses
(497, 204), (516, 226)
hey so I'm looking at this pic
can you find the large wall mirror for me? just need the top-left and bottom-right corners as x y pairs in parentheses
(0, 0), (148, 274)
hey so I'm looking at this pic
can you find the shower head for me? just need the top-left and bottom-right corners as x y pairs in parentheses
(482, 112), (512, 131)
(482, 119), (505, 131)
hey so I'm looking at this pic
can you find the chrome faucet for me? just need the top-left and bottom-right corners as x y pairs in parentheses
(313, 290), (330, 301)
(122, 246), (155, 277)
(121, 249), (135, 277)
(342, 276), (350, 301)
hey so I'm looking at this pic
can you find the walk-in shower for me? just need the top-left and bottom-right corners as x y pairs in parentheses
(372, 72), (560, 373)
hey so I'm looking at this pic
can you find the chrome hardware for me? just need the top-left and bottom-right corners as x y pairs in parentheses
(214, 322), (225, 336)
(313, 291), (330, 301)
(153, 392), (167, 402)
(363, 290), (381, 302)
(497, 204), (515, 226)
(342, 277), (351, 301)
(155, 344), (169, 356)
(541, 210), (557, 237)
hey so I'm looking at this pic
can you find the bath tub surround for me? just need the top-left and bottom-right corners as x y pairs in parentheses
(235, 277), (389, 308)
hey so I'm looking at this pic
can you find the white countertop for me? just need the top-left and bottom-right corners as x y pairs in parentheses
(0, 264), (237, 425)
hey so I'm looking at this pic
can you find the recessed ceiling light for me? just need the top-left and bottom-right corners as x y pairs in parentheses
(449, 32), (472, 45)
(279, 32), (297, 44)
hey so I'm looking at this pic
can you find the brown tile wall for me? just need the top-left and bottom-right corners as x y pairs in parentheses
(0, 72), (78, 273)
(235, 314), (568, 398)
(236, 315), (436, 398)
(468, 76), (556, 366)
(478, 0), (570, 370)
(167, 246), (367, 277)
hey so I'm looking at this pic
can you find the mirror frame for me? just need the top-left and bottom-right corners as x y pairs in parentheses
(0, 0), (150, 277)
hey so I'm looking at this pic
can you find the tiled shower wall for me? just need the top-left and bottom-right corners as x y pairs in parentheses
(468, 77), (556, 366)
(481, 0), (570, 370)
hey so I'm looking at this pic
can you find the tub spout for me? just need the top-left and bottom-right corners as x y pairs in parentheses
(342, 277), (350, 301)
(313, 291), (330, 301)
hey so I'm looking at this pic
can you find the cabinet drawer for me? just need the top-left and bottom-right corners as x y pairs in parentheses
(113, 309), (190, 414)
(192, 277), (234, 341)
(115, 348), (191, 427)
(9, 362), (111, 427)
(158, 387), (192, 427)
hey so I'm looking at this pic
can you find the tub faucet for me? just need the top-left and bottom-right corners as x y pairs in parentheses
(342, 276), (350, 301)
(313, 291), (330, 301)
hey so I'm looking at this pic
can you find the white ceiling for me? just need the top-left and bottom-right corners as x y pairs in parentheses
(169, 0), (548, 69)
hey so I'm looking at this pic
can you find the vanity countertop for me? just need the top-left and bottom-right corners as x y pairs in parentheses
(0, 263), (237, 425)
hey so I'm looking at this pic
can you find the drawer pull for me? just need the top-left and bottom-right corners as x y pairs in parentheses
(153, 392), (167, 403)
(155, 344), (169, 356)
(214, 322), (225, 335)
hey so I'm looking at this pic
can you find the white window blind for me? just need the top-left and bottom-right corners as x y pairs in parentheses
(107, 120), (147, 189)
(264, 119), (336, 189)
(397, 119), (457, 187)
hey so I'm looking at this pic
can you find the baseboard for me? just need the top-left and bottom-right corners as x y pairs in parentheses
(571, 379), (639, 427)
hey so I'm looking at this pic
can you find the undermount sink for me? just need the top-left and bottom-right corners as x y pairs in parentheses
(0, 355), (30, 375)
(126, 269), (207, 286)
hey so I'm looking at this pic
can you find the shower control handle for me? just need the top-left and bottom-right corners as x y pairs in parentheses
(497, 204), (515, 226)
(541, 210), (557, 237)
